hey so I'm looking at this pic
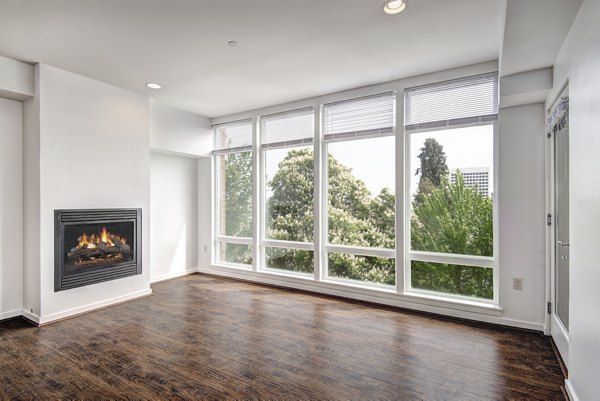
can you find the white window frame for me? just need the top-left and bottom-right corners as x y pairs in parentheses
(213, 120), (254, 269)
(259, 109), (316, 276)
(403, 121), (499, 304)
(321, 92), (398, 290)
(210, 64), (502, 315)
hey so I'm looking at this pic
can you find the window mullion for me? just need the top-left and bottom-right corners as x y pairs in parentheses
(396, 92), (406, 295)
(314, 104), (324, 281)
(252, 116), (260, 272)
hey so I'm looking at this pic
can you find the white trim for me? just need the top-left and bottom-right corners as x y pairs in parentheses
(313, 102), (324, 281)
(546, 86), (570, 366)
(263, 239), (314, 251)
(199, 266), (553, 331)
(216, 236), (253, 245)
(0, 309), (22, 321)
(326, 244), (395, 258)
(252, 116), (260, 272)
(565, 379), (579, 401)
(36, 288), (152, 325)
(20, 309), (40, 324)
(150, 268), (198, 284)
(408, 251), (494, 268)
(396, 93), (405, 295)
(492, 121), (500, 305)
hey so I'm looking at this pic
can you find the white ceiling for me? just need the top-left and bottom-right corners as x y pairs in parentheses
(0, 0), (583, 118)
(0, 0), (505, 118)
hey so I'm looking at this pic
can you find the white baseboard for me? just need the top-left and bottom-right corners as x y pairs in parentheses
(0, 309), (23, 321)
(565, 379), (579, 401)
(20, 309), (40, 324)
(199, 266), (545, 332)
(150, 268), (197, 284)
(37, 288), (152, 325)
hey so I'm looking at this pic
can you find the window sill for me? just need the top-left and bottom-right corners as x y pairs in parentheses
(206, 263), (502, 318)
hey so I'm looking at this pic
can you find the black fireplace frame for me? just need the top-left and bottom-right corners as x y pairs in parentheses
(54, 208), (142, 292)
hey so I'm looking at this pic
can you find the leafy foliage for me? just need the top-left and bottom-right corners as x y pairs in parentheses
(410, 173), (494, 299)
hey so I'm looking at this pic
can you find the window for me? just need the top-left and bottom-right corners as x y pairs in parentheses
(212, 71), (499, 309)
(261, 108), (315, 274)
(405, 73), (498, 301)
(323, 93), (396, 286)
(214, 120), (253, 266)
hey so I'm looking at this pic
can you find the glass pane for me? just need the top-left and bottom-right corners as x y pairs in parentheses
(328, 252), (395, 286)
(218, 152), (252, 237)
(327, 136), (395, 248)
(410, 125), (493, 257)
(411, 261), (493, 300)
(265, 146), (313, 242)
(218, 243), (252, 265)
(265, 247), (314, 274)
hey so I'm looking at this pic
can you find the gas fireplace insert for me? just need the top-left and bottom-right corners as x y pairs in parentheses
(54, 209), (142, 291)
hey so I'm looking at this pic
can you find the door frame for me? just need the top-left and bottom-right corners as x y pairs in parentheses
(545, 81), (570, 366)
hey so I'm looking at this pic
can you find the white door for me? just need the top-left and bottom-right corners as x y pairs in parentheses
(548, 93), (570, 365)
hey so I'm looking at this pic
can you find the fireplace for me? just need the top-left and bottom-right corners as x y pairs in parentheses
(55, 209), (142, 291)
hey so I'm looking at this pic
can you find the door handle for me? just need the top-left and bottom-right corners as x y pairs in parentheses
(558, 241), (570, 247)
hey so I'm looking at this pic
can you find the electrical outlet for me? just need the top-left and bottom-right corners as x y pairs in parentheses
(513, 278), (523, 291)
(203, 244), (208, 252)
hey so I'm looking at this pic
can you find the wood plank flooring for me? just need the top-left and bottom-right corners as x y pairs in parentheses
(0, 274), (565, 400)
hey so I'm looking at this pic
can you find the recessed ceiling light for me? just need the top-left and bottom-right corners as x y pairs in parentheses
(227, 40), (238, 47)
(383, 0), (407, 14)
(146, 82), (161, 89)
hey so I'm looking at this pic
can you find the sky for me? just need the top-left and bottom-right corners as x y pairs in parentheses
(264, 124), (494, 198)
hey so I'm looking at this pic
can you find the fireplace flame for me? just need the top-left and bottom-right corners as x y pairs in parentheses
(77, 227), (125, 250)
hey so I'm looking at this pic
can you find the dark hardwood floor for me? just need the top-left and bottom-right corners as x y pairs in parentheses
(0, 274), (565, 400)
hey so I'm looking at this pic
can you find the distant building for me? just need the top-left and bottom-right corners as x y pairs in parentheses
(449, 167), (490, 196)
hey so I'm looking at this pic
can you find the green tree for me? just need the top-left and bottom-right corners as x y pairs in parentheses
(411, 172), (493, 298)
(415, 138), (448, 205)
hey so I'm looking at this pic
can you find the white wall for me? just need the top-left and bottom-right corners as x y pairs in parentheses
(150, 99), (212, 157)
(0, 97), (23, 319)
(197, 157), (212, 269)
(150, 153), (198, 282)
(498, 103), (547, 327)
(22, 65), (41, 317)
(549, 1), (600, 399)
(27, 64), (151, 322)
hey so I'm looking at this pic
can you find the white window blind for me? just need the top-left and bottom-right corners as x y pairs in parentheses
(404, 73), (498, 132)
(261, 108), (314, 149)
(323, 92), (395, 141)
(213, 120), (253, 154)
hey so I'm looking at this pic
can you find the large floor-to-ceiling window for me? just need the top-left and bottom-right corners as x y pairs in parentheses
(404, 73), (498, 302)
(261, 108), (315, 275)
(214, 120), (254, 266)
(212, 71), (498, 307)
(323, 93), (397, 287)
